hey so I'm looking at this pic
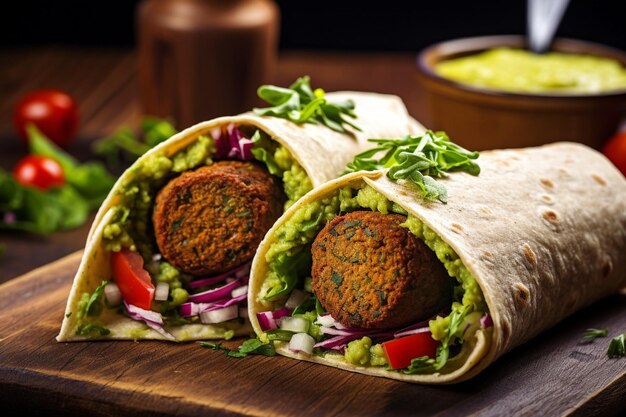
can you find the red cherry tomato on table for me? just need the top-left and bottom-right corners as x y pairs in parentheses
(602, 131), (626, 176)
(13, 155), (65, 191)
(13, 89), (79, 147)
(382, 331), (439, 370)
(111, 249), (155, 310)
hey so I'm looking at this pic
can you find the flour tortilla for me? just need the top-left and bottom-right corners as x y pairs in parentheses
(58, 92), (424, 342)
(248, 142), (626, 383)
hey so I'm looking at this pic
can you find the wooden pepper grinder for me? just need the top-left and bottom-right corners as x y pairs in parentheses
(136, 0), (280, 129)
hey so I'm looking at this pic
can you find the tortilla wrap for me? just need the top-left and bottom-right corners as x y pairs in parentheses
(58, 91), (424, 342)
(248, 142), (626, 383)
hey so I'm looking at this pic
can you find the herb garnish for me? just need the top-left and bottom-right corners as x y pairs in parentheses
(199, 338), (276, 358)
(79, 281), (108, 318)
(608, 334), (625, 358)
(254, 76), (361, 133)
(92, 117), (177, 166)
(345, 130), (480, 203)
(582, 328), (608, 341)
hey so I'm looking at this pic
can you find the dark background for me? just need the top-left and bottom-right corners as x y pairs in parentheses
(2, 0), (626, 52)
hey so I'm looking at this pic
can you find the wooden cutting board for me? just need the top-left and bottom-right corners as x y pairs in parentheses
(0, 252), (625, 417)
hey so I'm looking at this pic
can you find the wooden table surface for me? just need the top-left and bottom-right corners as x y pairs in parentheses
(0, 47), (625, 417)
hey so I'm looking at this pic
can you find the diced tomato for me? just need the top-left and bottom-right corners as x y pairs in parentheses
(110, 249), (155, 310)
(382, 332), (439, 370)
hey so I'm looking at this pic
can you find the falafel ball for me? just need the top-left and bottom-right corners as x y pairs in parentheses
(311, 210), (451, 329)
(153, 161), (286, 276)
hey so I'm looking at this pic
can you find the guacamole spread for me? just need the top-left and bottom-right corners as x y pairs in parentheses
(435, 47), (626, 94)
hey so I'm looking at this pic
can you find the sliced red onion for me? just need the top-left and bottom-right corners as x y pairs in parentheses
(280, 317), (310, 333)
(256, 307), (292, 331)
(202, 294), (247, 312)
(154, 282), (170, 301)
(231, 285), (248, 299)
(272, 307), (291, 320)
(394, 326), (431, 338)
(314, 334), (359, 350)
(188, 279), (240, 303)
(480, 313), (493, 328)
(319, 325), (394, 342)
(200, 305), (238, 324)
(179, 302), (207, 317)
(213, 124), (254, 161)
(256, 311), (277, 331)
(104, 282), (122, 306)
(124, 301), (175, 340)
(319, 326), (371, 337)
(179, 293), (247, 317)
(285, 289), (309, 310)
(188, 262), (250, 289)
(289, 332), (315, 355)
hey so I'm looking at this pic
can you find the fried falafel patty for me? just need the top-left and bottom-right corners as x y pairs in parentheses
(153, 161), (286, 276)
(311, 211), (452, 329)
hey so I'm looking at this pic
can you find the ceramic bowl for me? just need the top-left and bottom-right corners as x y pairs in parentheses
(415, 35), (626, 150)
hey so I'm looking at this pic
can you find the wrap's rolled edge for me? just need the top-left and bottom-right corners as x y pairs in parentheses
(58, 91), (422, 342)
(248, 142), (626, 383)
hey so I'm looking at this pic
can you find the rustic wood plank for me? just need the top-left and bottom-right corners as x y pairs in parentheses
(0, 253), (624, 417)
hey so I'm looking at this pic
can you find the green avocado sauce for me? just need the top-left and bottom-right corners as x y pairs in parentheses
(83, 127), (309, 334)
(259, 183), (487, 371)
(435, 47), (626, 94)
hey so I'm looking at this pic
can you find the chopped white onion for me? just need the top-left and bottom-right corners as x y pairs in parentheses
(289, 332), (315, 355)
(231, 285), (248, 299)
(200, 305), (238, 324)
(154, 282), (170, 301)
(285, 289), (308, 310)
(104, 282), (122, 306)
(316, 314), (335, 327)
(239, 306), (249, 319)
(280, 317), (310, 333)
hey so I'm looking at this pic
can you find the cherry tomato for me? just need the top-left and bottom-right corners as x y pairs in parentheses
(13, 89), (79, 147)
(13, 155), (65, 191)
(111, 249), (155, 310)
(382, 331), (439, 370)
(602, 131), (626, 176)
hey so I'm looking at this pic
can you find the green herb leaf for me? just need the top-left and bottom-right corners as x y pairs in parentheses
(254, 76), (361, 133)
(582, 328), (608, 341)
(79, 281), (108, 318)
(92, 117), (177, 165)
(608, 334), (625, 358)
(200, 339), (276, 357)
(250, 130), (284, 176)
(76, 323), (110, 336)
(263, 246), (312, 300)
(265, 329), (296, 342)
(238, 338), (277, 356)
(345, 131), (480, 203)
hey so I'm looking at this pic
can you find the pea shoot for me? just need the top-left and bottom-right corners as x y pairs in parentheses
(345, 130), (480, 203)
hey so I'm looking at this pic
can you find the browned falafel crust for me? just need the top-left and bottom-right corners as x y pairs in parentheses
(311, 210), (452, 329)
(153, 161), (286, 276)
